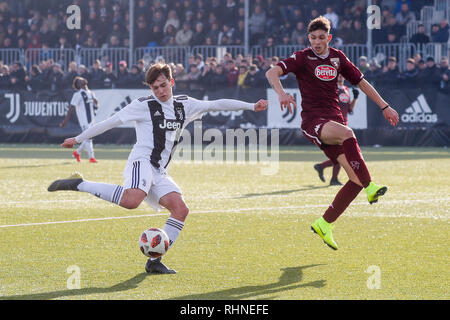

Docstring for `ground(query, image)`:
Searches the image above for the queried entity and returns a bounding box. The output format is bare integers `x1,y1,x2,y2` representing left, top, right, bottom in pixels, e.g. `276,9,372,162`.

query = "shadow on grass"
0,272,149,300
1,265,325,300
169,264,326,300
236,185,331,198
0,162,73,170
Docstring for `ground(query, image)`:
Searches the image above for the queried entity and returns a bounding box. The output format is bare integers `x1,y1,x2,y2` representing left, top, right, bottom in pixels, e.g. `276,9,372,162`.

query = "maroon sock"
320,159,334,169
323,180,363,223
342,137,371,187
332,164,341,179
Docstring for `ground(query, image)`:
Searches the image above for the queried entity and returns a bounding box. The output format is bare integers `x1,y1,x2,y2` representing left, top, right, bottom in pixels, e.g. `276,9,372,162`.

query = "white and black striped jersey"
115,94,255,171
70,88,97,127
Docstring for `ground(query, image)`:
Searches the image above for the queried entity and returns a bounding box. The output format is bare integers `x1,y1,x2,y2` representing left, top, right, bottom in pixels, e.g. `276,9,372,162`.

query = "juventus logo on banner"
5,93,20,123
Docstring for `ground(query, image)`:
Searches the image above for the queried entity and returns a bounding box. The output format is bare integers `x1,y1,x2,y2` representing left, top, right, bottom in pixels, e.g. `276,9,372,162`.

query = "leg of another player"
85,139,97,163
330,163,342,185
313,160,333,183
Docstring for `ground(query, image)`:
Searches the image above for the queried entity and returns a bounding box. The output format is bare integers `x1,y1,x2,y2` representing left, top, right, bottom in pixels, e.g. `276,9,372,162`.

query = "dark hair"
308,16,331,33
73,76,87,90
31,64,41,75
145,63,172,86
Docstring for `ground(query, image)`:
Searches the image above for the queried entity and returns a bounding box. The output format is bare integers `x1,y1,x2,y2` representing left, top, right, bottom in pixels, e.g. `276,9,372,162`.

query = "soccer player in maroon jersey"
266,16,399,250
314,74,359,186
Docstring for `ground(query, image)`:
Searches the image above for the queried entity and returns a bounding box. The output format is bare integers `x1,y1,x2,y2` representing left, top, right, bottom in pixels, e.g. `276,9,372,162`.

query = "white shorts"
123,158,182,211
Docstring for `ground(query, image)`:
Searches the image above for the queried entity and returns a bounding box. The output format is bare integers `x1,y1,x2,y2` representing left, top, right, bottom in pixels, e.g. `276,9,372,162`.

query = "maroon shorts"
301,117,345,165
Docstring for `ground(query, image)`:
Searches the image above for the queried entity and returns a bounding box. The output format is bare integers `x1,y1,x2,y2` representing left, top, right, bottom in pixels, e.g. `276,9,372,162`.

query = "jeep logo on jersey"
159,119,182,130
315,65,337,81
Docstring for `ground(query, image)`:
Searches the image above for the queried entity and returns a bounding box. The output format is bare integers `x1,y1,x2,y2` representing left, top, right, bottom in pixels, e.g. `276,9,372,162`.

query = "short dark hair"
145,63,172,86
73,76,87,90
308,16,331,33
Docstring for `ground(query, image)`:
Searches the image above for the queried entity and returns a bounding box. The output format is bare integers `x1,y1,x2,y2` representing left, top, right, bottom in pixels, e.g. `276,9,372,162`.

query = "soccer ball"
139,228,170,258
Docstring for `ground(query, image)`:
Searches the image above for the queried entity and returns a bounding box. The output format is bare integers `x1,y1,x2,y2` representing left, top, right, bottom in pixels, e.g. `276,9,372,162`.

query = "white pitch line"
0,198,449,228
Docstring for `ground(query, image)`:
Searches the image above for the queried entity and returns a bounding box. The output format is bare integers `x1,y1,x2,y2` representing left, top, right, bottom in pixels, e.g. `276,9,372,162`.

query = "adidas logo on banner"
401,94,437,123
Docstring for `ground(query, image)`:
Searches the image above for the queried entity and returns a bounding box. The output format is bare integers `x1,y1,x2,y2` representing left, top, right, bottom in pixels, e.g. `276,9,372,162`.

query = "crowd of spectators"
1,50,449,93
1,0,448,51
0,0,449,93
361,53,450,92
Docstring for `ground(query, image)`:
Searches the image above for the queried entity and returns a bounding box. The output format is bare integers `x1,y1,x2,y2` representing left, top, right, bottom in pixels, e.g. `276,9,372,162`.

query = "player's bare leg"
145,192,188,274
329,163,342,185
314,160,342,185
119,189,146,209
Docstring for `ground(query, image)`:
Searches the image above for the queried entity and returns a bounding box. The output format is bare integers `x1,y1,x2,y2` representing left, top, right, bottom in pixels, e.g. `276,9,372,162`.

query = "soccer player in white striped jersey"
60,76,99,163
48,63,268,274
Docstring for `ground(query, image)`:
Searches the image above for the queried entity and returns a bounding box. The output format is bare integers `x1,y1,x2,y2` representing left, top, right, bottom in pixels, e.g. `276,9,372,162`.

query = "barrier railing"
250,45,305,59
25,48,76,71
1,44,448,74
135,46,190,67
406,20,422,42
78,47,129,69
417,42,450,62
339,44,369,65
373,43,417,70
0,49,23,68
191,45,246,61
421,6,435,34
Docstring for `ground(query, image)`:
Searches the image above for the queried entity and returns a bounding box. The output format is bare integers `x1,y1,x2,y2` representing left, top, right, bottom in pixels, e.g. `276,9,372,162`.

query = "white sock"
77,139,94,158
163,217,185,249
77,181,124,205
86,139,95,159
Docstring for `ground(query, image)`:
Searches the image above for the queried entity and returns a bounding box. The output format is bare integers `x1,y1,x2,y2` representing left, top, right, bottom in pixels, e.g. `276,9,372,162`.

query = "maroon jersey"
277,47,363,123
338,85,351,123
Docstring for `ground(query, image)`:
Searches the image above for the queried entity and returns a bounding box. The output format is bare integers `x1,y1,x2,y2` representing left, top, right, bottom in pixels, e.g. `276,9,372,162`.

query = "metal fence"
191,45,247,62
416,42,450,62
0,43,448,73
338,44,369,66
0,49,23,68
24,48,76,72
78,47,130,69
250,45,305,60
373,43,417,70
135,46,190,67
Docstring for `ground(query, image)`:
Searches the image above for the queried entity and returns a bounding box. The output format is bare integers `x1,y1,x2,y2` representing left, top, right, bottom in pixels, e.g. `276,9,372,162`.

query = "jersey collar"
310,47,330,59
154,94,173,106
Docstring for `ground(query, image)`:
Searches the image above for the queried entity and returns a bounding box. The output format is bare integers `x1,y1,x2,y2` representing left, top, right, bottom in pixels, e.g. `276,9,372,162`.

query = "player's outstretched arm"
265,65,296,114
60,114,123,148
357,79,399,126
195,98,267,113
254,99,268,112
